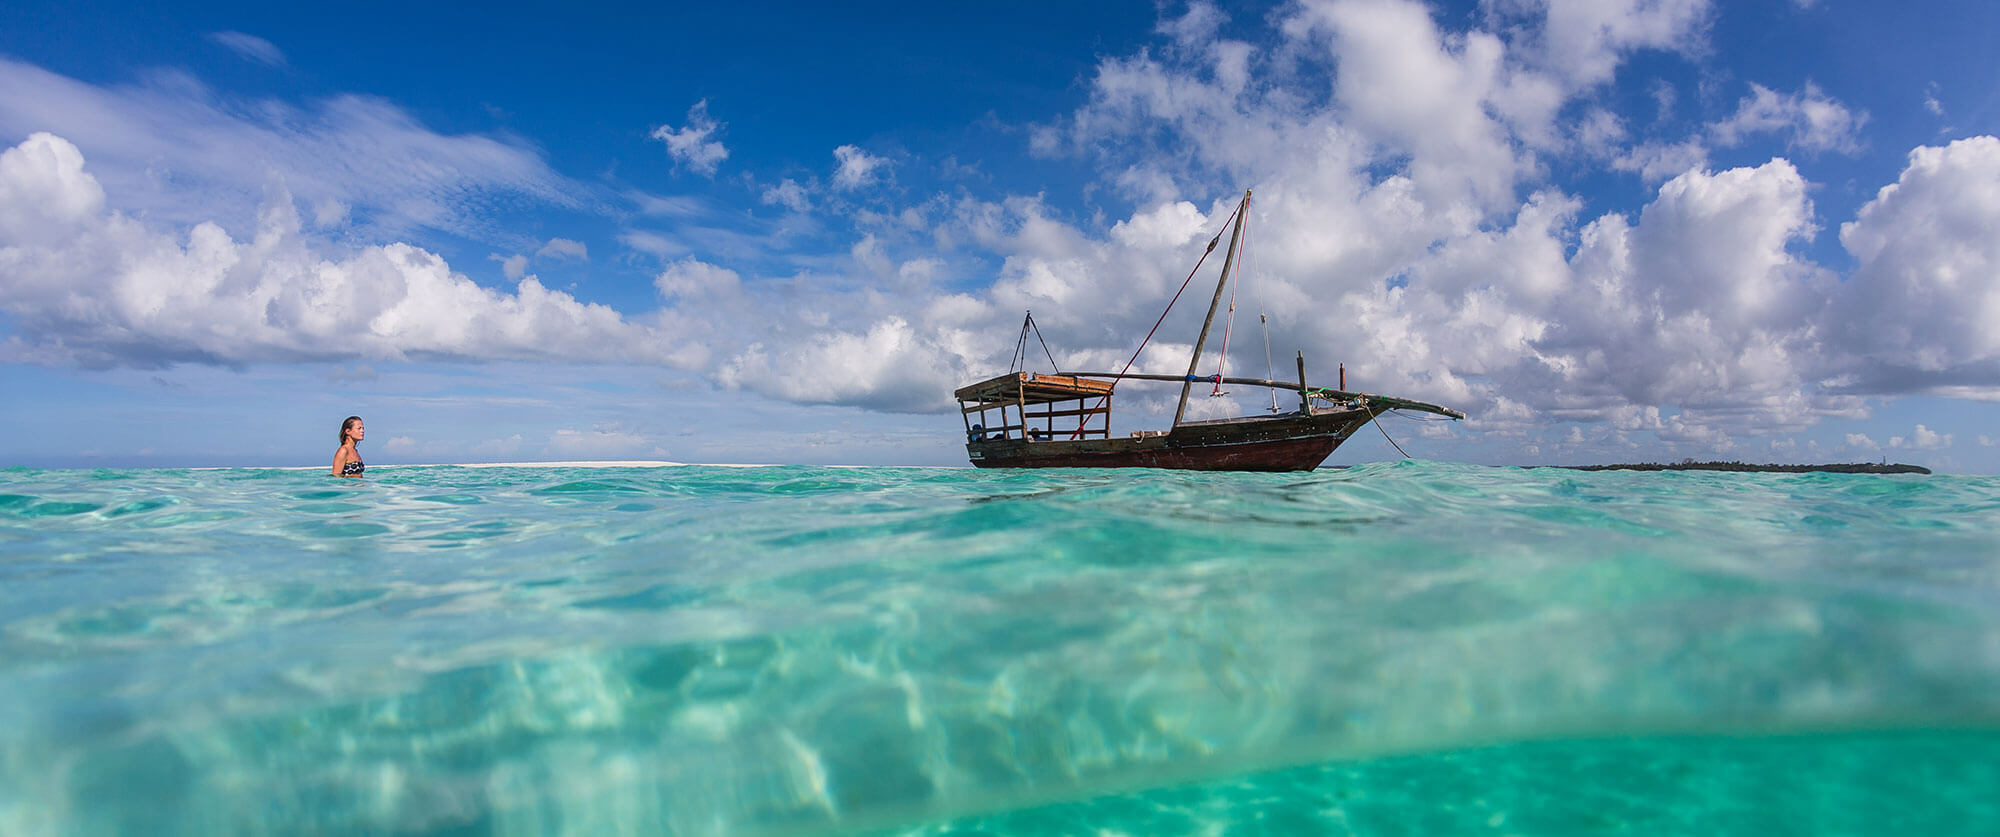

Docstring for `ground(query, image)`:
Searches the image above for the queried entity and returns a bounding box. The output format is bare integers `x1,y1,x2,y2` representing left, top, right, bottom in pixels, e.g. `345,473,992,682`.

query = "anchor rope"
1374,411,1413,459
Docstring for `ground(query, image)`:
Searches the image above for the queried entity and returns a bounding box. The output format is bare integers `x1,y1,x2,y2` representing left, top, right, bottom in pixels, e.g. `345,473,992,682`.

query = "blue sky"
2,0,1997,471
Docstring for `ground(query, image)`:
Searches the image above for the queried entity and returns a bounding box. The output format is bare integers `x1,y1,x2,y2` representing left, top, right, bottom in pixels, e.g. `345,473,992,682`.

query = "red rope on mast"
1067,199,1245,440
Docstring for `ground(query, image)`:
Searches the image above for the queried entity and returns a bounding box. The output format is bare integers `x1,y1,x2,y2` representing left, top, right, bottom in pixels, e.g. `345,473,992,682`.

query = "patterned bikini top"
341,457,364,476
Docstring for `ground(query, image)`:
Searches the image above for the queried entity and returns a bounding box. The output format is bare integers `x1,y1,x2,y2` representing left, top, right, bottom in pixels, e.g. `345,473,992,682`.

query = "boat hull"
966,407,1380,472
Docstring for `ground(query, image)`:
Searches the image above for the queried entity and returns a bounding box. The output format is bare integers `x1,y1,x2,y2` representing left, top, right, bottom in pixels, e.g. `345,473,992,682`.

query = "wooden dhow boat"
955,190,1464,471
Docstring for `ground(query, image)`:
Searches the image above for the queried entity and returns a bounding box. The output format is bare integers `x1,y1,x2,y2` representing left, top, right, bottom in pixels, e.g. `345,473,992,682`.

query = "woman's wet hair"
339,416,363,446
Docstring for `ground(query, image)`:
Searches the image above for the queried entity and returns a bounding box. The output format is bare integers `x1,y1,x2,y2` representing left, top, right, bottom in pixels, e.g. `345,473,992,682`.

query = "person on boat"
969,423,985,443
332,416,366,477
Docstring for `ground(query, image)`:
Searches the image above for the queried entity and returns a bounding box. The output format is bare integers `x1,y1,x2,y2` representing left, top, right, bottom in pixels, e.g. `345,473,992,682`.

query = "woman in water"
332,416,365,477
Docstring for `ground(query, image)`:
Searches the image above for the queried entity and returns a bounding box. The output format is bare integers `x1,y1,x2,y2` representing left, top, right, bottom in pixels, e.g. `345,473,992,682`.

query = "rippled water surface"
2,462,1997,835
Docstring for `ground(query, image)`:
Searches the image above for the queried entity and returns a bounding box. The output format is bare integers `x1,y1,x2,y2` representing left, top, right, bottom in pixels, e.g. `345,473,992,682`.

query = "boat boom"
1065,371,1466,420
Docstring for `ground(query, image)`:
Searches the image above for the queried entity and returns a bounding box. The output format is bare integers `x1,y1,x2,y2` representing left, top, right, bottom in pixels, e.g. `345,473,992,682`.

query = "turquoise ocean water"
2,462,1997,835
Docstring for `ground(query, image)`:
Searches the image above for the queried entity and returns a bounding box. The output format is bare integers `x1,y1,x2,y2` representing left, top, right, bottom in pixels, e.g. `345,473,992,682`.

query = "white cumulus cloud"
1889,424,1951,450
1613,139,1708,183
1711,82,1866,154
650,100,729,176
0,133,659,368
1485,0,1713,89
1832,136,2000,395
653,257,742,302
492,252,529,281
1289,0,1530,211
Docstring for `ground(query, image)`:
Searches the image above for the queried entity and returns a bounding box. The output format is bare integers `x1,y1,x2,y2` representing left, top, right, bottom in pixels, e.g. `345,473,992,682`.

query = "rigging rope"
1211,263,1239,395
1260,313,1278,412
1029,314,1061,374
1008,311,1031,373
1066,198,1244,440
1246,204,1279,412
1375,411,1413,459
1211,196,1249,396
1007,311,1063,375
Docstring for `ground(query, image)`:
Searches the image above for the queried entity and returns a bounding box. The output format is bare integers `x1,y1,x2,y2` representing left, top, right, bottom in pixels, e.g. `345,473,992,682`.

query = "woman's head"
339,416,365,446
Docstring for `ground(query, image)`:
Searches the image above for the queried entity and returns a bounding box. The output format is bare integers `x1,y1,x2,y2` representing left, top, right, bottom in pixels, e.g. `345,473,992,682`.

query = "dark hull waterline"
967,408,1380,472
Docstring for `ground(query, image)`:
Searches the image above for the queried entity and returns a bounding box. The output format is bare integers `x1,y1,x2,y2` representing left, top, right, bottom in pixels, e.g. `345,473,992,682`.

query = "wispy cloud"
207,31,287,68
536,237,588,260
0,58,587,245
762,178,810,212
832,145,888,190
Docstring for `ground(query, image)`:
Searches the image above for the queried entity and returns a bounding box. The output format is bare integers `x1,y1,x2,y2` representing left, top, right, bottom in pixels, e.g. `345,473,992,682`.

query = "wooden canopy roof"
954,372,1116,407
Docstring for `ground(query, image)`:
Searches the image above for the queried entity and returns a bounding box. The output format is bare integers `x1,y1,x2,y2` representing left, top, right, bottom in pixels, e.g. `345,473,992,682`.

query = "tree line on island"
1550,460,1931,475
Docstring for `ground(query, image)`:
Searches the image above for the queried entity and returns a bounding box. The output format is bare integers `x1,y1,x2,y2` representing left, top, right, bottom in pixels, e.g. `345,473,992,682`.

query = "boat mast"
1174,189,1251,427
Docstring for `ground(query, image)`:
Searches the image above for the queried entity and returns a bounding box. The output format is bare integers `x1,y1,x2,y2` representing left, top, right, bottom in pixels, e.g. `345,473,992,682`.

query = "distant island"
1552,461,1931,475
